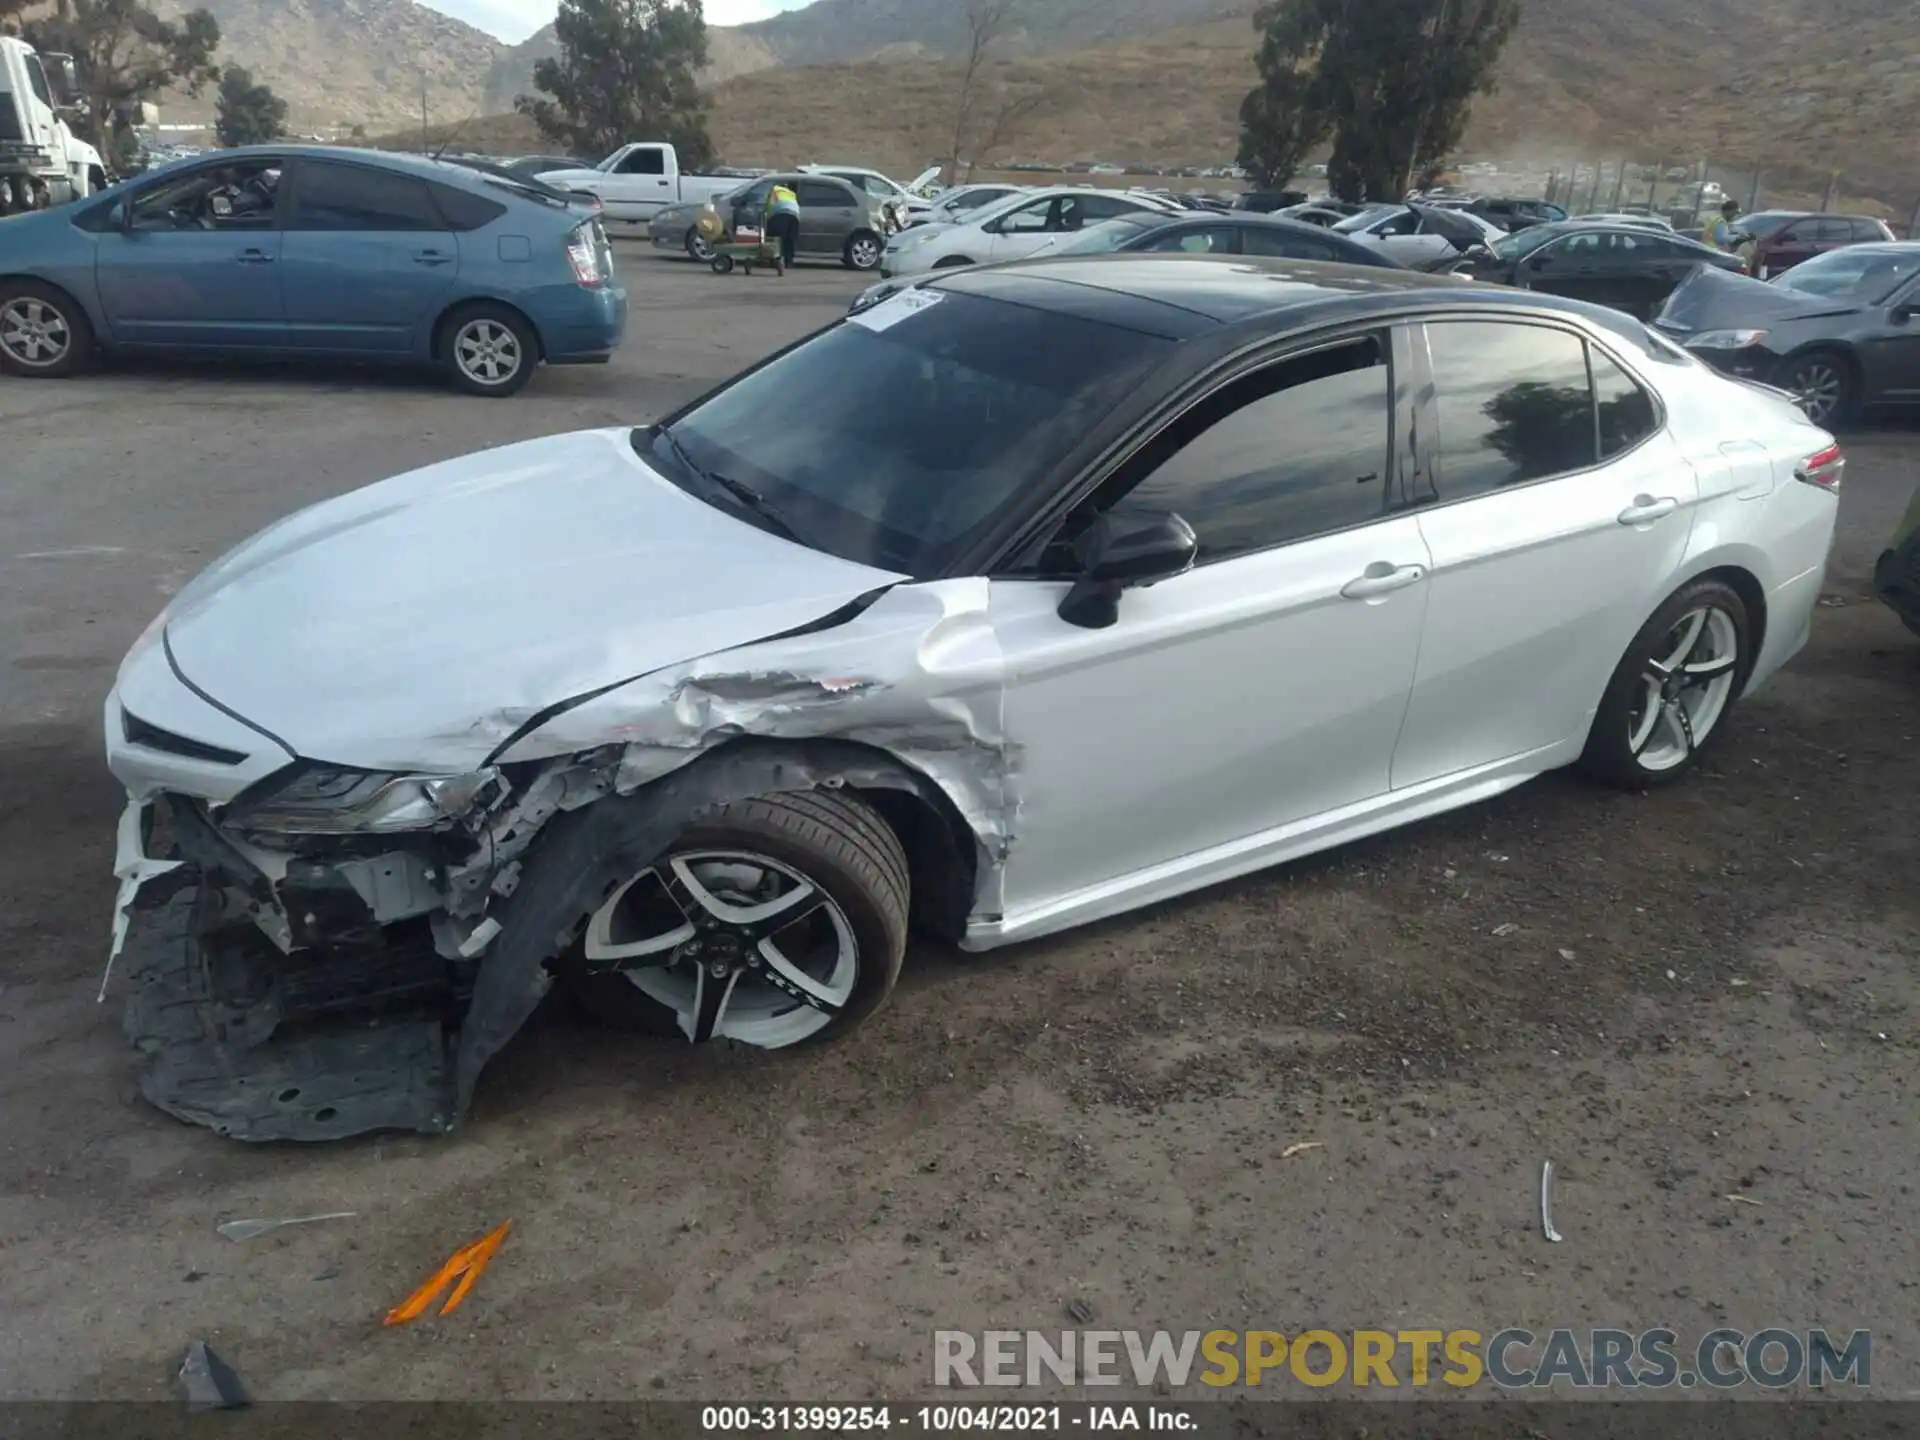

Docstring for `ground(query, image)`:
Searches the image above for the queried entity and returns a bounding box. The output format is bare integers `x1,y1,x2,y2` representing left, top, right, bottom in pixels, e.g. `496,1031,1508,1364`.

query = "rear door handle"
1341,563,1427,600
234,247,274,264
1618,496,1680,526
413,249,453,267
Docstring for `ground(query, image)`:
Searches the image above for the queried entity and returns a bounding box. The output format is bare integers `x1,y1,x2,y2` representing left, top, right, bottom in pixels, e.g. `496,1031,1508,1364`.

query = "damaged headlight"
225,765,506,836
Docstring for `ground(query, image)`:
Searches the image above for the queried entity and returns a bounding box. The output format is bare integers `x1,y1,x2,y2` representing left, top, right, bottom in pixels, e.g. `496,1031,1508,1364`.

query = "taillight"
566,223,603,287
1795,443,1845,493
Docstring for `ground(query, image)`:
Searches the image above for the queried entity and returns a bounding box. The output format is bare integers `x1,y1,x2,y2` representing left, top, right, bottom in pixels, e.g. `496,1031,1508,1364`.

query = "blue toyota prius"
0,146,627,396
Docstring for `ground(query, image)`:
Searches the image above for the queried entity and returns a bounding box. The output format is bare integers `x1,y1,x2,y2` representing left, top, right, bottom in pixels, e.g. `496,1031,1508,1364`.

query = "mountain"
481,24,781,117
155,0,503,134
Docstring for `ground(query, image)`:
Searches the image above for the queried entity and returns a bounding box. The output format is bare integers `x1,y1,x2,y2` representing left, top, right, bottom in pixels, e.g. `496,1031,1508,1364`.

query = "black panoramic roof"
929,253,1676,355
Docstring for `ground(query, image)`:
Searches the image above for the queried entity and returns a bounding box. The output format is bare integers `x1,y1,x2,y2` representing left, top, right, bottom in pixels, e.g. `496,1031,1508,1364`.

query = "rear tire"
439,302,538,397
556,789,909,1048
1578,578,1752,790
0,278,94,378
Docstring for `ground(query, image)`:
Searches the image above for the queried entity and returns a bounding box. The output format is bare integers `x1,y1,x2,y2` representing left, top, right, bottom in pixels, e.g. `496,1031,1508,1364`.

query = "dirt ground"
1,252,1916,1405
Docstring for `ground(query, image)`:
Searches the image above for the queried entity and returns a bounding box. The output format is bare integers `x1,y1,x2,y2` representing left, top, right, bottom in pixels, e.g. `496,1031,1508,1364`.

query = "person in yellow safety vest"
1705,199,1744,252
766,182,801,268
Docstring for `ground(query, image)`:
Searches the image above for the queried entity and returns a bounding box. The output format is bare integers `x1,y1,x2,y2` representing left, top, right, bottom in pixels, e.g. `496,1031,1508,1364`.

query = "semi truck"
0,37,109,217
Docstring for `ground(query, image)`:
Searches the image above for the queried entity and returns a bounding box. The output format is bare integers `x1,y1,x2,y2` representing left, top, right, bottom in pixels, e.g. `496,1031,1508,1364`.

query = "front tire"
843,230,884,271
557,790,909,1049
1579,578,1752,790
0,279,94,378
685,226,716,263
1777,348,1856,429
439,302,537,398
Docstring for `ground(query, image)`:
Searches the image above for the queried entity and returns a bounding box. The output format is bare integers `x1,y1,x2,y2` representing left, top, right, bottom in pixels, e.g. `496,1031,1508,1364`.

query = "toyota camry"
103,256,1841,1142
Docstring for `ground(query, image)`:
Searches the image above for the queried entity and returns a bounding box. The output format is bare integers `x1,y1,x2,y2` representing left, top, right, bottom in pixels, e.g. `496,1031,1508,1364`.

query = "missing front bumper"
120,877,460,1142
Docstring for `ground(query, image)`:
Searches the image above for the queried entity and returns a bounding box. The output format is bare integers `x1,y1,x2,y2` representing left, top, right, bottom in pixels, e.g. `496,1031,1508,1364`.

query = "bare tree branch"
944,0,1015,183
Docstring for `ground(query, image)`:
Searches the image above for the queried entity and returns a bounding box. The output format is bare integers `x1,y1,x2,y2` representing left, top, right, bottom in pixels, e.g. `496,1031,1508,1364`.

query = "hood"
534,166,602,186
1657,265,1861,332
161,429,904,772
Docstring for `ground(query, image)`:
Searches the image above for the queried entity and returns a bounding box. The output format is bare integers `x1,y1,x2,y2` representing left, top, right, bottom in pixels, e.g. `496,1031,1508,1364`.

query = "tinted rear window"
655,291,1169,577
431,183,509,231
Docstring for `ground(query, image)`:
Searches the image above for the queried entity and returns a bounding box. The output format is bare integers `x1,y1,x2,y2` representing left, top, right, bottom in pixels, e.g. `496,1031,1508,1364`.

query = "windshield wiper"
652,426,810,546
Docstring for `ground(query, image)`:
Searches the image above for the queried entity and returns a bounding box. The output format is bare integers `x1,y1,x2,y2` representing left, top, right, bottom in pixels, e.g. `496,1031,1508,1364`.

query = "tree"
1237,0,1519,202
938,0,1049,183
214,66,286,147
24,0,219,167
517,0,712,169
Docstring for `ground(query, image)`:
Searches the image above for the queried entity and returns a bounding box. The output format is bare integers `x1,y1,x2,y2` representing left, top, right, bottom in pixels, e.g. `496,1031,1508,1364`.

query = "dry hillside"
166,0,1911,214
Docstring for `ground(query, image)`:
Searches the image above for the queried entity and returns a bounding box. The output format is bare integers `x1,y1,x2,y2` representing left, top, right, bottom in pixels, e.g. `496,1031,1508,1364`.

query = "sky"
426,0,816,45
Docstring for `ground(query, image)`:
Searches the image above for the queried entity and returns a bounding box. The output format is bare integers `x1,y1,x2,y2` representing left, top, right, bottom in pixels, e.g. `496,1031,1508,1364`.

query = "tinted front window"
291,162,443,231
1427,322,1596,497
1122,337,1393,564
1240,228,1337,261
1056,216,1157,255
617,148,666,175
657,293,1168,577
1143,225,1235,254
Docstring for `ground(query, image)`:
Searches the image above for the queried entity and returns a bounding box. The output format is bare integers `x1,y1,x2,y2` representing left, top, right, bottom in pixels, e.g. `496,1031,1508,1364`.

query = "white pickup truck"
0,38,108,216
535,143,750,227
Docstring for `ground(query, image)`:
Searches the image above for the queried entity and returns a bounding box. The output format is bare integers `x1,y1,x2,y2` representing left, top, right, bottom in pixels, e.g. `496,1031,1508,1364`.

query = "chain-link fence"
1537,159,1920,240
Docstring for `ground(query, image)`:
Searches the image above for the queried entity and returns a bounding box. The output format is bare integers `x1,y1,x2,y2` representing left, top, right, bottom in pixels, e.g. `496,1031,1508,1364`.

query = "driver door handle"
1342,563,1427,600
412,249,453,267
234,247,275,265
1618,496,1680,526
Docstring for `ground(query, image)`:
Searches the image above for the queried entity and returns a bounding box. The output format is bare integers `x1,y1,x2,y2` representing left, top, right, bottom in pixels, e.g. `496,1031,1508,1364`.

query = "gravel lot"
2,249,1916,1405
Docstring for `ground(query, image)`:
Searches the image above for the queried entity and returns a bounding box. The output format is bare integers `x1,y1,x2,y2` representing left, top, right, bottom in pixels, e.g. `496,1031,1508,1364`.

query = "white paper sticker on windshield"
850,287,944,333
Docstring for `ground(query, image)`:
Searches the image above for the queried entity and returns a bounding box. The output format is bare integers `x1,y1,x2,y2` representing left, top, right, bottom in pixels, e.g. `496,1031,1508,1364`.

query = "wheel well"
1778,341,1860,385
933,255,974,269
652,734,984,943
1695,565,1769,688
432,297,545,363
0,273,91,324
860,785,978,942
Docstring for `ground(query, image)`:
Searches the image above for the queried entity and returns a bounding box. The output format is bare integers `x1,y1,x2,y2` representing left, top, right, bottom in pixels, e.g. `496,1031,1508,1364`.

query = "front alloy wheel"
558,790,909,1047
1780,352,1852,428
1581,578,1751,789
586,851,858,1045
686,226,716,263
0,295,71,370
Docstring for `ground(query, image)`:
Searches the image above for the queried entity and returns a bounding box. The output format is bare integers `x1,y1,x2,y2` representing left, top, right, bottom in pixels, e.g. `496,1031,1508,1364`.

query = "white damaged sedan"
105,256,1841,1141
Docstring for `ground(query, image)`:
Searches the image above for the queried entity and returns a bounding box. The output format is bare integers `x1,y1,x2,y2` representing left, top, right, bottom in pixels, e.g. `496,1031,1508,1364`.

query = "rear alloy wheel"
441,303,537,397
0,281,93,378
843,231,884,271
558,791,909,1048
1580,579,1751,789
1778,349,1855,428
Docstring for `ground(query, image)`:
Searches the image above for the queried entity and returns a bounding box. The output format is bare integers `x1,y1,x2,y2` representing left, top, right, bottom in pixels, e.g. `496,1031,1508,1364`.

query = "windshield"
1332,205,1400,235
1774,247,1920,304
1053,215,1162,256
646,291,1169,577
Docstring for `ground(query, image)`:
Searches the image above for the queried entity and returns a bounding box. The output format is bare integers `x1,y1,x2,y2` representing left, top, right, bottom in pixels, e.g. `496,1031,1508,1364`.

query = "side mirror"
1892,304,1916,325
1058,508,1198,630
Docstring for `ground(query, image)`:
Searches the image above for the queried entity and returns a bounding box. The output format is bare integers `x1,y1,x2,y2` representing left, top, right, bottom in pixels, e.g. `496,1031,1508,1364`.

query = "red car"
1742,211,1896,280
